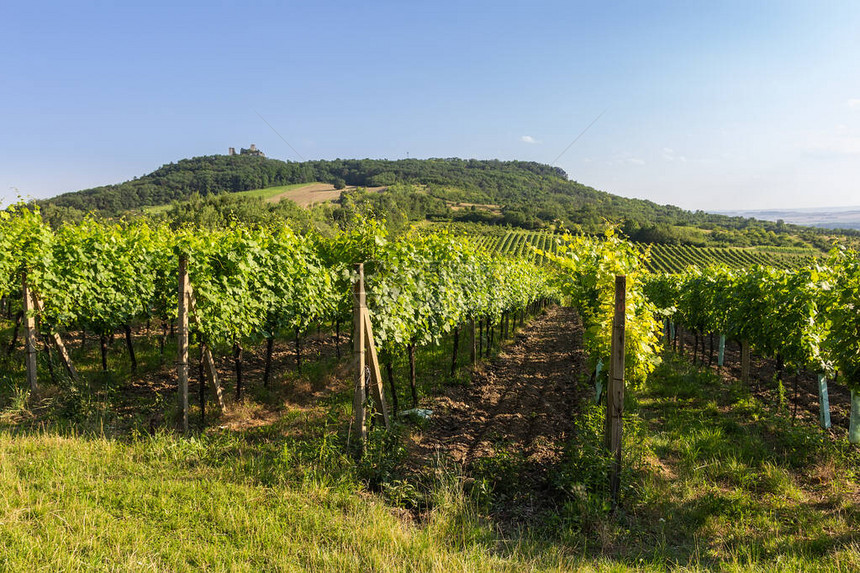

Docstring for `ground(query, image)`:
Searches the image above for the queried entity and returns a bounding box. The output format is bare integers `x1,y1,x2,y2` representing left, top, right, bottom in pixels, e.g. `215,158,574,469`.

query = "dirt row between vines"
409,306,590,514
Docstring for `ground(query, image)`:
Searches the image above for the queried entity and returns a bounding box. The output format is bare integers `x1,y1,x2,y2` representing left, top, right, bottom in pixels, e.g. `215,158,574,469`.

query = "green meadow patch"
0,318,858,571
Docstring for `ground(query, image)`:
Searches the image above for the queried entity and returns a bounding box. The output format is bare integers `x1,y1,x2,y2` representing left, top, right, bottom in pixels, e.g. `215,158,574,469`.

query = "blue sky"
2,1,860,211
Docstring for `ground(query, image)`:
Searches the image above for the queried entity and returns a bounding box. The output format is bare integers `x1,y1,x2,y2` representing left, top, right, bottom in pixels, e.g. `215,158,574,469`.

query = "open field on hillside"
235,182,321,201
255,183,387,207
445,201,504,214
140,183,388,215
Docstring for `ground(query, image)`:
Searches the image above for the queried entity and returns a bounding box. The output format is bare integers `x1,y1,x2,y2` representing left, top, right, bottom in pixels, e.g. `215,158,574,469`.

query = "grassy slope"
624,355,860,569
0,319,581,572
0,432,554,572
141,183,320,214
232,182,319,201
0,320,858,571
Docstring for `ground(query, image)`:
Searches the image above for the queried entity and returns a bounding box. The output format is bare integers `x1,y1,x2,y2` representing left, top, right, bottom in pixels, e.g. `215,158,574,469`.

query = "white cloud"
661,147,687,162
848,99,860,110
627,158,646,165
520,135,540,144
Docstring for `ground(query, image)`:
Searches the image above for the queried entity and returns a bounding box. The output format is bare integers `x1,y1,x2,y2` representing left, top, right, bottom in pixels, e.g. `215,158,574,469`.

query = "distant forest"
39,154,855,249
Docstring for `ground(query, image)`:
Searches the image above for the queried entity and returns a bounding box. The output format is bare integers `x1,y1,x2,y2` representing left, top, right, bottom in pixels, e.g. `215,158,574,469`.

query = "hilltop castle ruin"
228,144,265,157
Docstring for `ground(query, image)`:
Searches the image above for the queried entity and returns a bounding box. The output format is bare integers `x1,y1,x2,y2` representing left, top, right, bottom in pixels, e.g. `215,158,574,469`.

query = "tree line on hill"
36,155,856,250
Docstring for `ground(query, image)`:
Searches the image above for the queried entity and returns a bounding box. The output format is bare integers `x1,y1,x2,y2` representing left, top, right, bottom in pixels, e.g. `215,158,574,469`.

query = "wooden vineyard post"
352,263,389,448
22,272,38,392
353,264,367,446
178,255,190,434
604,275,626,510
740,340,750,384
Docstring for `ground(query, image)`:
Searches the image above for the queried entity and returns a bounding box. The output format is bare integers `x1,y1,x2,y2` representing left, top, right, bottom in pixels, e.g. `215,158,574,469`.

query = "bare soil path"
411,306,590,500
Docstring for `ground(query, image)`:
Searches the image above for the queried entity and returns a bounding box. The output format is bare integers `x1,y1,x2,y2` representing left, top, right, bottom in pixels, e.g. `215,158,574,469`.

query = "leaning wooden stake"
604,275,626,510
31,293,78,382
353,264,368,446
177,256,190,434
22,273,38,392
199,342,224,412
187,287,225,413
740,340,750,384
352,263,390,447
363,307,389,429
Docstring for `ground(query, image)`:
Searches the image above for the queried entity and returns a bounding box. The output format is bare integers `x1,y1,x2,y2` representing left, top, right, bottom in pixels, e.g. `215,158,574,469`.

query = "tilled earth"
410,306,590,511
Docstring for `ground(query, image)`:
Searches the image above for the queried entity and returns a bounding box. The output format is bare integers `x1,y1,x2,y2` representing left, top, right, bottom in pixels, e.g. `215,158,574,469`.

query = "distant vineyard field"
450,227,816,272
468,229,560,265
640,243,815,273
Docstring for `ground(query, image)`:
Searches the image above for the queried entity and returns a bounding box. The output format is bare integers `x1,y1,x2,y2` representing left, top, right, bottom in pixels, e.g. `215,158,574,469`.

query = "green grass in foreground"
0,326,858,570
0,316,586,572
606,354,860,570
0,430,544,572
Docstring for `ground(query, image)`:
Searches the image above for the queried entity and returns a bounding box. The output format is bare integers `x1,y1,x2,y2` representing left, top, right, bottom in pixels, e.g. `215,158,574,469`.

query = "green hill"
39,155,853,250
44,154,315,214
